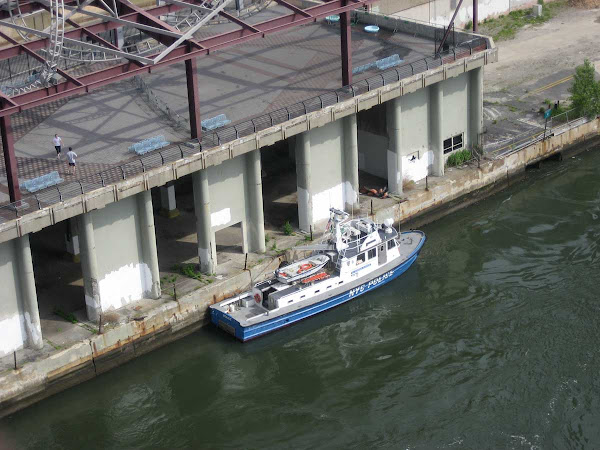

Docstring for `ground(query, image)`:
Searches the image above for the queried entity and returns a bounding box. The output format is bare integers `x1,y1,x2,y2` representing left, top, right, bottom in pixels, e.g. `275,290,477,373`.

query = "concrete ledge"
357,93,379,112
424,70,444,86
231,137,258,157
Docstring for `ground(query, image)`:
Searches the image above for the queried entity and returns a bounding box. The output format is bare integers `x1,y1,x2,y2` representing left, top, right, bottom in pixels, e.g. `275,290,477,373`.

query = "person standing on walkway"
66,147,77,175
53,134,62,159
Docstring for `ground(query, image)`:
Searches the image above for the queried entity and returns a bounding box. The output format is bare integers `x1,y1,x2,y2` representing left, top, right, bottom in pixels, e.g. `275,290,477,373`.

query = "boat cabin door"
378,243,387,265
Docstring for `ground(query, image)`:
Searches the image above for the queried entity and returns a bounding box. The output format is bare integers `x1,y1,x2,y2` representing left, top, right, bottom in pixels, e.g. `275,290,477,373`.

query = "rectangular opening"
444,133,464,154
357,253,366,265
368,248,377,260
387,239,395,249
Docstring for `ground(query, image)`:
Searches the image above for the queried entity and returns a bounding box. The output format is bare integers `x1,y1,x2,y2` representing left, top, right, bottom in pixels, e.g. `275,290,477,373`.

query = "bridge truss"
0,0,375,202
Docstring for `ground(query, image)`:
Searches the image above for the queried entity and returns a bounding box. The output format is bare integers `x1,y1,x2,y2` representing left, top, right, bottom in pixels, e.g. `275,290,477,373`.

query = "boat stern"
209,305,244,341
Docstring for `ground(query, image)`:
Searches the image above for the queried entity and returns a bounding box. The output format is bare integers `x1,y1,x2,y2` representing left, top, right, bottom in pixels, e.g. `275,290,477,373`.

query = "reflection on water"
3,148,600,449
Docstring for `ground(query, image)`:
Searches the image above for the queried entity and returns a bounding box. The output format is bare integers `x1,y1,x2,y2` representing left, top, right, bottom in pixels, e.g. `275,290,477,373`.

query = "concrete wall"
83,194,157,314
359,72,471,186
0,236,42,357
374,0,544,27
298,120,346,226
0,240,28,357
207,156,248,232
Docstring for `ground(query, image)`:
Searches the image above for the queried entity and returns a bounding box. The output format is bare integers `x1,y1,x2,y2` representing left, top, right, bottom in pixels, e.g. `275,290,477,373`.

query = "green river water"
2,146,600,449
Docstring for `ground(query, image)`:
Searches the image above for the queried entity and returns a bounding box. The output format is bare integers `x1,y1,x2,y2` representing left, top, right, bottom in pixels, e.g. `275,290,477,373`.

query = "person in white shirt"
53,134,62,159
66,147,77,175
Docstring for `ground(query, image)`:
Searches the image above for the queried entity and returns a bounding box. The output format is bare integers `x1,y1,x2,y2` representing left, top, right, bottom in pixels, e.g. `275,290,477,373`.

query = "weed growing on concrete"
283,221,294,236
304,234,312,241
271,241,277,251
53,307,77,324
265,234,271,244
464,19,473,30
446,149,472,167
508,105,518,112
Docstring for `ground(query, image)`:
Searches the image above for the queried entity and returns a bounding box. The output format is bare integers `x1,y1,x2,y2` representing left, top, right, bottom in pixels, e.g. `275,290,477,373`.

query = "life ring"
254,293,261,303
297,263,313,274
252,288,263,304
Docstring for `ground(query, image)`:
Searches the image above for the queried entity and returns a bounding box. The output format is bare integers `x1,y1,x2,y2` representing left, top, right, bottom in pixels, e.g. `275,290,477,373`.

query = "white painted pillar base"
159,183,179,218
343,114,360,210
64,218,80,263
386,97,403,194
245,149,266,253
16,235,43,350
192,170,216,274
78,213,101,322
296,131,312,232
430,82,444,177
138,190,161,299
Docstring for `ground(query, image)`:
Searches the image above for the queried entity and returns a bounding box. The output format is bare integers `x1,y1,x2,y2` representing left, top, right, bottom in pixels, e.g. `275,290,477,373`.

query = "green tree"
569,59,600,119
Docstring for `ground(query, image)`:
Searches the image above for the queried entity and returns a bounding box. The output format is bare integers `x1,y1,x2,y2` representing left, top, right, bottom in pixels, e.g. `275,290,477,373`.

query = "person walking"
53,134,62,159
66,147,77,175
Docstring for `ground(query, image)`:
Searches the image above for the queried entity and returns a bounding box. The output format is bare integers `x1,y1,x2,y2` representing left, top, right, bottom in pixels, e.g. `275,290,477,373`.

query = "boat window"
300,295,305,299
387,239,395,250
288,300,294,304
368,248,377,259
315,290,320,294
327,285,332,289
357,253,366,265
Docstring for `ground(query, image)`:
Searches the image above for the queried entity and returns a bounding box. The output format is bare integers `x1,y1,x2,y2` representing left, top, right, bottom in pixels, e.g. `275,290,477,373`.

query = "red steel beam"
271,0,312,17
0,0,381,117
0,114,20,202
218,11,262,34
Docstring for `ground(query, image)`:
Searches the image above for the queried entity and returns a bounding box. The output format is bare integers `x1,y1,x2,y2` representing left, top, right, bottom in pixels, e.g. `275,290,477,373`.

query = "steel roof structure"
0,0,373,202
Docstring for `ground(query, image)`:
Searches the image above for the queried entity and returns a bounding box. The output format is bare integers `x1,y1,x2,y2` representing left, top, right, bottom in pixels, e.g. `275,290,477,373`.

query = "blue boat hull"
211,232,425,341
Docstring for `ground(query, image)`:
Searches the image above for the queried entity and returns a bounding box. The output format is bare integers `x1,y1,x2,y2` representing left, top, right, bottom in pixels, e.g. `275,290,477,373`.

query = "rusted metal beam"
0,114,20,202
185,55,201,140
340,3,352,86
436,0,464,55
473,0,478,32
271,0,312,17
219,11,262,34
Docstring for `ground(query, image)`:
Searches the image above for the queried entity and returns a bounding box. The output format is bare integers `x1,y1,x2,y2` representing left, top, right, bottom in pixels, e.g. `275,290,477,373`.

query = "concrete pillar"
15,235,43,350
386,98,403,194
288,136,296,163
245,149,266,253
343,114,360,210
65,218,80,263
469,67,483,150
295,131,312,232
430,82,444,177
78,213,101,321
192,170,216,274
159,183,179,218
138,190,161,299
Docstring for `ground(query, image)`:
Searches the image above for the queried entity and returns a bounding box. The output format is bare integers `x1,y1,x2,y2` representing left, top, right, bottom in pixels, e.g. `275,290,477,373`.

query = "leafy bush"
569,59,600,118
446,149,472,167
283,221,294,236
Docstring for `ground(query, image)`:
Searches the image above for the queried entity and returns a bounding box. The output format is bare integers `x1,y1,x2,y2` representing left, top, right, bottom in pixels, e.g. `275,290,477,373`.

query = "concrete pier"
78,193,162,321
159,184,179,218
296,131,312,232
386,98,403,194
430,82,444,177
193,169,216,274
16,235,43,351
470,67,484,149
78,212,101,321
245,149,266,253
343,114,360,211
138,190,161,299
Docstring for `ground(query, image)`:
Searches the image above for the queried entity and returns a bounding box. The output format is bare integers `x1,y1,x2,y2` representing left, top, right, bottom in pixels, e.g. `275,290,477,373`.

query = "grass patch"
446,149,472,167
480,0,567,41
173,263,212,284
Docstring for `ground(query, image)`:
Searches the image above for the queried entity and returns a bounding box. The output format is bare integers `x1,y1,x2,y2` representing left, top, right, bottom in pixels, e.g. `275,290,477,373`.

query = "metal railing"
486,109,589,159
0,37,488,225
